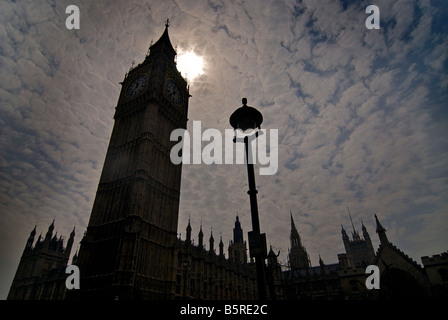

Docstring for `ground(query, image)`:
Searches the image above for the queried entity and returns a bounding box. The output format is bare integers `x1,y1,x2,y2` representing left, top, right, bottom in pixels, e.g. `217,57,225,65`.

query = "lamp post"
230,98,267,300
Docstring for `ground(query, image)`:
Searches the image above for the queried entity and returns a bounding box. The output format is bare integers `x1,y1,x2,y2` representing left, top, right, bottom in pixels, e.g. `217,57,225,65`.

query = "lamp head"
229,98,263,132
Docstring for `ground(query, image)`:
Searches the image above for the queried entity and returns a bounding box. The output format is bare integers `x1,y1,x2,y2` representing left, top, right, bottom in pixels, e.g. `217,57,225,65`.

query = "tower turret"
342,213,376,267
186,218,192,245
44,220,55,242
198,224,204,249
66,227,75,257
219,236,224,257
267,246,279,267
228,216,248,265
362,221,375,254
209,229,215,253
319,254,326,276
233,215,243,243
26,225,37,250
375,214,389,245
288,212,310,270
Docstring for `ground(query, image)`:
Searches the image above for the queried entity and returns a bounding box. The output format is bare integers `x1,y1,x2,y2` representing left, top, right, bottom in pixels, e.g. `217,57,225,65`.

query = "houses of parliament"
7,24,448,300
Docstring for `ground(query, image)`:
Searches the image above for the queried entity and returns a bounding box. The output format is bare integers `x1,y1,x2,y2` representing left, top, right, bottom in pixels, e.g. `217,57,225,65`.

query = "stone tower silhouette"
8,221,75,300
288,212,311,270
74,23,189,300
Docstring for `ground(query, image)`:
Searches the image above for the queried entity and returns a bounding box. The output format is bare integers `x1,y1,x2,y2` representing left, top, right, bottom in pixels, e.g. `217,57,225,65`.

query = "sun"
177,51,204,82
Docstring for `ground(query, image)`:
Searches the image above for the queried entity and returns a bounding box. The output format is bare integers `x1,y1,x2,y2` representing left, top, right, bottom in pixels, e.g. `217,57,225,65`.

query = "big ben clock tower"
75,22,189,300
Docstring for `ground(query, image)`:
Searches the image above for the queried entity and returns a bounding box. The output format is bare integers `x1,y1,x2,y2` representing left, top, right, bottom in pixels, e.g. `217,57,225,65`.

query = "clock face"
165,79,183,106
126,74,148,97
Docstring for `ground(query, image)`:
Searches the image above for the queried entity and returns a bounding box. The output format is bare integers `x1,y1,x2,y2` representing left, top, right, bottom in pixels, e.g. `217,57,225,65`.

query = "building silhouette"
72,22,189,300
8,215,448,300
7,24,448,300
341,207,375,268
288,212,311,270
282,214,448,300
175,217,257,299
228,216,248,266
7,221,75,300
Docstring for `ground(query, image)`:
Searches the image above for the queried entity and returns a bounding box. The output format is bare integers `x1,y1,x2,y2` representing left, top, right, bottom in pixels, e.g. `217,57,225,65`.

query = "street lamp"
229,98,267,300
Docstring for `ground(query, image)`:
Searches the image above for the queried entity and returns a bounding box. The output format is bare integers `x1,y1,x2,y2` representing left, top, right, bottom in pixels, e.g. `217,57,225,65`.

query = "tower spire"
219,234,224,257
209,228,215,253
347,206,360,240
288,211,310,269
375,214,389,244
26,225,37,249
290,211,301,246
347,206,355,233
290,210,295,229
198,222,204,249
147,21,176,61
66,226,75,257
44,219,55,241
186,217,192,244
233,215,243,243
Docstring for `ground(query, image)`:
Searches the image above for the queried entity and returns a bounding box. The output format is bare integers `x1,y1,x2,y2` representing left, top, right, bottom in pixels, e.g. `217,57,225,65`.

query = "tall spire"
267,245,279,267
198,222,204,249
147,20,176,61
290,211,301,247
72,249,79,265
66,226,75,257
288,211,310,269
290,210,295,229
375,214,389,244
186,217,192,244
233,215,243,243
44,219,55,241
209,228,215,253
361,221,371,241
26,225,37,249
70,226,76,238
347,206,360,240
30,224,37,237
361,220,375,260
219,235,224,257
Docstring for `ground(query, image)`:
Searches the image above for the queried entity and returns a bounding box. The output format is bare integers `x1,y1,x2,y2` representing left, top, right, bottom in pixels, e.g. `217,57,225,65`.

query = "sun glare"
177,51,204,82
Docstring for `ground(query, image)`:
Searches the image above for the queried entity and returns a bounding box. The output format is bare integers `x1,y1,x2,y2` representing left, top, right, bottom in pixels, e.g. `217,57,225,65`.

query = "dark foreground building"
9,214,448,300
7,221,75,300
8,24,448,300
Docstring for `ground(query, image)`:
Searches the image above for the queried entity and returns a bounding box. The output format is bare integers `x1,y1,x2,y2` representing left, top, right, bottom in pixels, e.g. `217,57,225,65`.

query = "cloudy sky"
1,0,447,299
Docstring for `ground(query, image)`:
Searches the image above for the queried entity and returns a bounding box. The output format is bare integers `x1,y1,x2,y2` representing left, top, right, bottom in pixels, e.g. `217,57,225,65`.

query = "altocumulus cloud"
0,0,447,299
